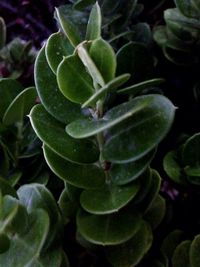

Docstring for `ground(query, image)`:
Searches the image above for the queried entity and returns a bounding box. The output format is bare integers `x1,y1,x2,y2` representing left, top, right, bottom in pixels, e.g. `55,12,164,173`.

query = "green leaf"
0,17,6,49
0,177,17,197
30,104,99,164
153,26,168,47
175,0,200,18
86,2,102,40
144,194,166,229
80,182,140,214
102,95,175,163
43,144,105,189
77,208,142,245
17,183,62,249
190,234,200,267
117,78,165,95
110,149,155,185
3,87,37,126
182,133,200,174
74,0,96,10
191,0,200,11
45,31,74,73
161,230,185,261
89,38,116,83
35,46,84,124
0,78,23,119
106,221,153,267
172,240,191,267
66,94,150,139
116,42,154,84
57,53,94,104
163,150,186,185
55,5,82,47
0,233,10,254
82,73,130,108
0,209,50,267
77,42,105,87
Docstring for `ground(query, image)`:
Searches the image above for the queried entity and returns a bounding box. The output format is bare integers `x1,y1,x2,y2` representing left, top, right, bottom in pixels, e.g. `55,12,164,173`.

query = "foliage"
29,2,175,266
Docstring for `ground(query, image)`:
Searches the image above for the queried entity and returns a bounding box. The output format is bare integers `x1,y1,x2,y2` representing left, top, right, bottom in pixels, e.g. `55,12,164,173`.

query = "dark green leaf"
0,17,6,49
106,221,153,267
45,31,74,73
30,104,99,164
172,240,191,267
175,0,200,18
73,0,96,10
0,177,17,197
190,234,200,267
57,53,94,104
77,208,142,245
35,46,84,124
86,2,102,40
43,144,105,189
80,182,140,214
3,87,37,126
0,233,10,254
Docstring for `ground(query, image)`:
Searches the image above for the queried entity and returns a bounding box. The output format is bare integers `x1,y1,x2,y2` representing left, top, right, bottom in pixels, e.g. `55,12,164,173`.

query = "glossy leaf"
0,17,6,49
116,42,154,84
102,95,175,163
190,234,200,267
0,78,23,119
80,182,140,214
175,0,200,18
17,183,62,249
77,208,142,245
35,46,84,124
89,38,116,83
86,2,101,40
144,194,166,229
0,210,50,267
82,73,130,108
30,104,99,164
172,240,191,267
117,78,165,95
163,150,186,185
106,221,153,267
110,149,155,185
66,94,151,139
3,87,37,126
57,54,94,104
55,6,82,47
45,31,74,73
43,144,105,189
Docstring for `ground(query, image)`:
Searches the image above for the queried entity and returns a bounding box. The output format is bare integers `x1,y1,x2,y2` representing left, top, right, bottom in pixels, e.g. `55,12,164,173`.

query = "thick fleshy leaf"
144,194,166,229
86,2,101,40
190,234,200,267
0,78,23,119
55,5,82,47
45,31,74,73
57,54,94,104
17,183,62,250
102,95,175,163
106,221,153,267
74,0,96,10
116,42,154,84
117,78,165,95
0,210,50,267
30,104,99,164
66,94,154,139
0,17,6,49
77,208,142,245
161,230,185,260
43,144,105,189
80,182,140,214
172,240,191,267
89,38,116,83
3,87,37,126
175,0,200,18
82,74,130,108
0,177,17,197
153,25,168,47
34,46,83,124
182,133,200,173
163,150,186,185
110,149,155,185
